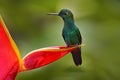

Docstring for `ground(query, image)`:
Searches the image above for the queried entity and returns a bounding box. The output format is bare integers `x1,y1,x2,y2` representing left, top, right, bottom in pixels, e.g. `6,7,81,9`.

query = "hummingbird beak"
48,13,59,16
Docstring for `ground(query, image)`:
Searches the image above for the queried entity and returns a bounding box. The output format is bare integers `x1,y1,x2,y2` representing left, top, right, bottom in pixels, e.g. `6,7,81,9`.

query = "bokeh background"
0,0,120,80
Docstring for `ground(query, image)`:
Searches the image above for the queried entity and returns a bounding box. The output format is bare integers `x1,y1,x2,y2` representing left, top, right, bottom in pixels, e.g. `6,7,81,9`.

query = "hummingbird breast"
62,27,80,45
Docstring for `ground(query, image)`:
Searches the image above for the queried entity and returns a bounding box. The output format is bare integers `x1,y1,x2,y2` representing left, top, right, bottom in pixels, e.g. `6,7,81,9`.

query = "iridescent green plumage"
48,9,82,66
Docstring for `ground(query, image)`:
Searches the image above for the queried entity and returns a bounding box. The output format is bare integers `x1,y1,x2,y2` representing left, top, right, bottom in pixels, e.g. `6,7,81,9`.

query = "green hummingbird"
48,9,82,66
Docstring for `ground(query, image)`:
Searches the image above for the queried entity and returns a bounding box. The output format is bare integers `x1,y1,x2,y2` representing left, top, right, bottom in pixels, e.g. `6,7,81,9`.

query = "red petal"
0,16,21,80
22,46,78,71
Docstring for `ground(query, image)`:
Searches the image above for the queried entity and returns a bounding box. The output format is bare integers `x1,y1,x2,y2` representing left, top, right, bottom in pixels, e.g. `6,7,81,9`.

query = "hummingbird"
48,9,82,66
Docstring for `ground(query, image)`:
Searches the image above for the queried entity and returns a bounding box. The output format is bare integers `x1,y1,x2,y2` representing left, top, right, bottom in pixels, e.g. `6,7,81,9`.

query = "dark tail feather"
71,47,82,66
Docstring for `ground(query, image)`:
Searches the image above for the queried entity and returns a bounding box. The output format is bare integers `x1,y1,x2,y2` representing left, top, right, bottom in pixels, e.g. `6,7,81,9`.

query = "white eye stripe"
66,12,68,15
63,12,68,15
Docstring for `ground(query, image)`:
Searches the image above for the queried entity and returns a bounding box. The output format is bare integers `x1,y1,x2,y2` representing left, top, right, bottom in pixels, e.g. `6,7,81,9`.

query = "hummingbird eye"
63,12,68,15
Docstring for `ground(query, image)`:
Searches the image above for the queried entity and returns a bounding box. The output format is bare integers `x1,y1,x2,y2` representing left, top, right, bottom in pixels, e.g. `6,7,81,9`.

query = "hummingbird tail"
71,47,82,66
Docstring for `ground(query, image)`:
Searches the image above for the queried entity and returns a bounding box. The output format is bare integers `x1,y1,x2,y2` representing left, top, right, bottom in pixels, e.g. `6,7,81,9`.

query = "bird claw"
66,44,79,47
66,44,84,48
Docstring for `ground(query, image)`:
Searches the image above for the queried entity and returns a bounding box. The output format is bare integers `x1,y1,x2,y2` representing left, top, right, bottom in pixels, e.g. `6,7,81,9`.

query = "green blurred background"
0,0,120,80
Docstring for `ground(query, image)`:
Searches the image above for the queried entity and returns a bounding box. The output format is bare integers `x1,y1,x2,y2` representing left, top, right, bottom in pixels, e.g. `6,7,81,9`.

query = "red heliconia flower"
0,15,81,80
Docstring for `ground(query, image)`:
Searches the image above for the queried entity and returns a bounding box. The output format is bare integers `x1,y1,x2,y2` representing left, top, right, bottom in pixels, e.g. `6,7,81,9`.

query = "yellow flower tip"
80,44,85,47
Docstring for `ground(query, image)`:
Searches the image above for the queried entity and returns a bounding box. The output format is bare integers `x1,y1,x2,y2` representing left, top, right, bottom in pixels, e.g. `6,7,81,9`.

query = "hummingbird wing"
70,26,82,66
75,26,82,44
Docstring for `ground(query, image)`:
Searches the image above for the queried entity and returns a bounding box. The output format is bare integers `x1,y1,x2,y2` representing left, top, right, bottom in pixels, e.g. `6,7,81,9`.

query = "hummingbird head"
48,9,74,21
58,9,74,20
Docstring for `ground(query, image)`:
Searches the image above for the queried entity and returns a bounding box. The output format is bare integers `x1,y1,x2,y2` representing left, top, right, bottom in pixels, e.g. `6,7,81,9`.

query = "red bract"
0,16,21,80
22,46,77,71
0,16,81,80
